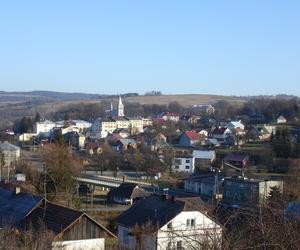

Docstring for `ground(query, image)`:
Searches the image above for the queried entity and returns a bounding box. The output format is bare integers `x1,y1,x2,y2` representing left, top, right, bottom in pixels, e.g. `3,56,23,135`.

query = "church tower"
118,95,124,117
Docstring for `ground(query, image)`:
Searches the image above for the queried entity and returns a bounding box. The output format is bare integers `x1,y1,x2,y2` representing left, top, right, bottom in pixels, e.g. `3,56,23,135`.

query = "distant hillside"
0,91,102,103
124,94,246,107
1,91,296,130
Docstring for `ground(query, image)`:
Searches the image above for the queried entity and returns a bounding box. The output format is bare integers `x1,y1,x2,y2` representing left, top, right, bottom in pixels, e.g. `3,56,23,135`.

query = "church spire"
118,95,124,117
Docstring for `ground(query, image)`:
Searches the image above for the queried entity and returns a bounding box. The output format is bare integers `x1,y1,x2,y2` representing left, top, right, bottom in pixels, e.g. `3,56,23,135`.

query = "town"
0,94,299,249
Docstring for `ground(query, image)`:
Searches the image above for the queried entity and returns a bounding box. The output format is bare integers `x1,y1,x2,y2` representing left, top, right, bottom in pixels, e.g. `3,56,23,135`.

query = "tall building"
118,96,124,117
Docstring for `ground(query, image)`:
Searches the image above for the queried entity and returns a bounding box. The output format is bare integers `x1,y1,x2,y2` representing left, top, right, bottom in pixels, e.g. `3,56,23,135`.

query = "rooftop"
116,195,204,229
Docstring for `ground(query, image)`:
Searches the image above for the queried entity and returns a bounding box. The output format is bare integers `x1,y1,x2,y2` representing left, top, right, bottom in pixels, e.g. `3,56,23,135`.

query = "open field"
125,94,246,106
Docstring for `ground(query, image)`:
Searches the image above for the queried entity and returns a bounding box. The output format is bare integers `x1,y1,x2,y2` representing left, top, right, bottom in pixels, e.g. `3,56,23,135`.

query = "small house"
117,195,222,250
107,182,149,205
179,131,206,147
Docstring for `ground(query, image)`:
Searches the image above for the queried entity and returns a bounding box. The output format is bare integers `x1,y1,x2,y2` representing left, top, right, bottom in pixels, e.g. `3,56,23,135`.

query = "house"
180,114,201,124
227,120,245,131
17,200,115,250
71,120,92,132
0,187,115,249
223,176,283,206
198,129,209,137
64,131,86,148
277,115,287,124
33,120,56,135
247,126,271,141
184,171,224,199
224,153,250,169
206,138,220,148
210,127,231,141
0,141,20,180
193,150,216,169
141,118,153,127
114,138,137,151
233,127,246,137
107,182,150,205
192,104,215,114
160,112,180,122
179,131,206,147
117,195,222,250
172,151,195,173
17,133,37,142
147,133,167,150
113,128,130,138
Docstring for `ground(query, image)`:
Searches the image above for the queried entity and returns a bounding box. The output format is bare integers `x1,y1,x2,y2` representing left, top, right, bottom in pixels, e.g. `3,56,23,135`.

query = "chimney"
15,187,21,195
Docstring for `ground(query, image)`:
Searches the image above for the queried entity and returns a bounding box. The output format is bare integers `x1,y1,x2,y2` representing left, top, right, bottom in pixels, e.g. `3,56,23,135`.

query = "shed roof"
0,187,42,228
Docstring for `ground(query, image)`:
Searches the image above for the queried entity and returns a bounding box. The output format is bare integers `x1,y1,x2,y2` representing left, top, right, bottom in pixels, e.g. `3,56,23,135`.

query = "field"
125,94,245,107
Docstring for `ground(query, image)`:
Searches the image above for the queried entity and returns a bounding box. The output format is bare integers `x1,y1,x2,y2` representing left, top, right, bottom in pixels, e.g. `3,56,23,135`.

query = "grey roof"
108,183,149,200
17,200,116,238
0,187,42,228
116,195,203,229
119,138,136,145
193,150,215,160
0,141,20,151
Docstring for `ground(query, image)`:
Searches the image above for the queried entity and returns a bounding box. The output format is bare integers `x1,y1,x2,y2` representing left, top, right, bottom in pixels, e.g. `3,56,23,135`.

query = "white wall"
172,157,195,173
52,238,105,250
157,211,222,250
34,121,56,134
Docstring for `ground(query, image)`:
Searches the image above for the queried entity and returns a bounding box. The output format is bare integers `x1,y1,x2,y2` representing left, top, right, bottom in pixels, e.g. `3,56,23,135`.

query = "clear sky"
0,1,299,96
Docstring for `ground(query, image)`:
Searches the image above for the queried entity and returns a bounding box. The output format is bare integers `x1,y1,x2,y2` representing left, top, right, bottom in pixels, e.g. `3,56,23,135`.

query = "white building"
117,195,222,250
161,112,180,122
172,152,195,174
72,120,92,132
227,120,245,131
33,120,56,135
0,141,20,167
90,97,146,138
0,141,20,180
17,133,37,142
277,115,287,124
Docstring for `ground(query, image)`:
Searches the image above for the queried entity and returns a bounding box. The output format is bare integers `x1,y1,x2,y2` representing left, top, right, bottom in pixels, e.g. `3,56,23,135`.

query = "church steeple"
118,95,124,117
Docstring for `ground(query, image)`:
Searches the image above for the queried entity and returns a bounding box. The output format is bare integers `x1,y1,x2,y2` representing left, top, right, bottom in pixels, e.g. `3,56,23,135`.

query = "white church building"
89,96,145,138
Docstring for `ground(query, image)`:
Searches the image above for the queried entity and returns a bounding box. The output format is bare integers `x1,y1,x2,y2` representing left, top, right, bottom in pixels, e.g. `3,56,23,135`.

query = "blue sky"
0,1,299,96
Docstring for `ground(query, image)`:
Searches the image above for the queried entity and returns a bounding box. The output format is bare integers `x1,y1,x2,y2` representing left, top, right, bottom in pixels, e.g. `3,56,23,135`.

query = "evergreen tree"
268,185,283,208
19,116,33,133
35,112,41,122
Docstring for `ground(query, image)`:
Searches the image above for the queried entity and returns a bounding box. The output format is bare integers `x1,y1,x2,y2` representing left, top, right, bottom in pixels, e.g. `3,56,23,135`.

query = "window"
187,219,196,227
185,165,190,169
167,222,173,229
175,166,179,169
186,219,190,226
191,219,195,227
175,159,181,164
177,241,183,250
185,159,190,163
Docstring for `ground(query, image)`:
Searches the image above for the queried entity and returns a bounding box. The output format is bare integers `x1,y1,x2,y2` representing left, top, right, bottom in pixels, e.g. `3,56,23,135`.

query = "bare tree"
41,143,82,204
